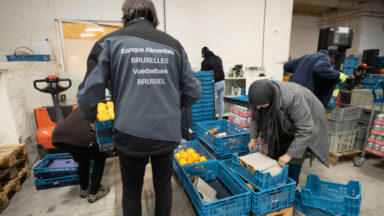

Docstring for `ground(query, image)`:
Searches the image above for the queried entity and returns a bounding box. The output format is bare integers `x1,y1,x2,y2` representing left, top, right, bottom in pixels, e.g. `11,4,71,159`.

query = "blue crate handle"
372,79,384,103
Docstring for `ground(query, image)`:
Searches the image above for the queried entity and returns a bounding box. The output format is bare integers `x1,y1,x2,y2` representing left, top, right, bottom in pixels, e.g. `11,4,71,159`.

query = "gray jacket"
77,18,201,143
250,81,329,167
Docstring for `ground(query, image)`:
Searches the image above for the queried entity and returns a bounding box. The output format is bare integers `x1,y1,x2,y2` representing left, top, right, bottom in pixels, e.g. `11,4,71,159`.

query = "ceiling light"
80,33,95,37
85,28,104,32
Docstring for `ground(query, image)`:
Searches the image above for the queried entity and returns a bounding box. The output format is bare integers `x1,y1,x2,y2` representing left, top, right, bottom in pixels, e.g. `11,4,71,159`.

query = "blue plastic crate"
197,120,250,158
195,71,214,78
173,140,216,178
35,175,79,190
231,153,288,190
192,102,215,109
191,110,215,118
195,97,215,105
192,115,215,122
295,190,342,216
198,76,214,81
202,88,214,95
6,54,50,62
33,153,78,178
95,120,114,152
221,159,295,215
343,67,355,76
359,84,382,90
192,106,215,113
177,160,251,216
363,75,384,85
202,85,214,91
344,57,359,67
301,174,361,216
200,93,215,99
200,80,214,86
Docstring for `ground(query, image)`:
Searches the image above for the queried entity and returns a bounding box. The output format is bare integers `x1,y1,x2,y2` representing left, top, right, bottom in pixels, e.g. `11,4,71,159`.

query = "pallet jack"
33,75,76,158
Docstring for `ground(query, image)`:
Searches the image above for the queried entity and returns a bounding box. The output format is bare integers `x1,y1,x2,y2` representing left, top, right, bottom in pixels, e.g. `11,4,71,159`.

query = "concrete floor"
2,155,384,216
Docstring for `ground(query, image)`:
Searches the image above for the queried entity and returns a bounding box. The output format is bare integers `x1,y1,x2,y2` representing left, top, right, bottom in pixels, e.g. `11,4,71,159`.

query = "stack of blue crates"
33,153,79,190
343,57,359,76
181,71,215,140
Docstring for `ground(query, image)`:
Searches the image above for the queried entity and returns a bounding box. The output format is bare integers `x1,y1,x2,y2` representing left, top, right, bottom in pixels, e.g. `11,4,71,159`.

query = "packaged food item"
239,152,280,175
209,127,218,134
215,132,228,138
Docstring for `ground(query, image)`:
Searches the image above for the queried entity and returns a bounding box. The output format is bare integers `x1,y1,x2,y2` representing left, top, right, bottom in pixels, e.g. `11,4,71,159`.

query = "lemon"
106,101,114,109
109,113,115,120
175,153,181,160
186,148,196,154
97,103,107,111
192,154,200,162
199,156,207,162
179,158,187,166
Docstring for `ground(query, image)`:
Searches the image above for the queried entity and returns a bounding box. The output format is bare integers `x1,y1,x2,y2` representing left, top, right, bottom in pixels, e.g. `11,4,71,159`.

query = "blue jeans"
215,80,225,120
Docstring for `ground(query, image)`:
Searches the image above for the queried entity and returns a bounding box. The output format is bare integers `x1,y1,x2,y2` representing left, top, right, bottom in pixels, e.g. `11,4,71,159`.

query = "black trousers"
54,143,107,194
118,150,174,216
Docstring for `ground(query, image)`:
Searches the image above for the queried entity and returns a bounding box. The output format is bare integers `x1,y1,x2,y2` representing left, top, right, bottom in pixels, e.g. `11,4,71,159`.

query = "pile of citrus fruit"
174,148,208,166
97,101,115,121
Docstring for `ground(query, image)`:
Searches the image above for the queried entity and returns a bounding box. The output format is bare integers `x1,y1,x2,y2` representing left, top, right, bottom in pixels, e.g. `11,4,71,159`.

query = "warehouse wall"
289,15,320,58
0,0,293,159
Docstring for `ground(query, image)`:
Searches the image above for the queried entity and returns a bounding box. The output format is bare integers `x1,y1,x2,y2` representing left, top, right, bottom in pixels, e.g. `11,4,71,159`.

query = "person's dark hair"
202,47,210,56
328,50,340,62
122,0,159,27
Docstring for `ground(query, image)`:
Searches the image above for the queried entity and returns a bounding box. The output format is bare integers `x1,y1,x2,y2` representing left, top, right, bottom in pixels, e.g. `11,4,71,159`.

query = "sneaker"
79,189,88,198
87,185,110,203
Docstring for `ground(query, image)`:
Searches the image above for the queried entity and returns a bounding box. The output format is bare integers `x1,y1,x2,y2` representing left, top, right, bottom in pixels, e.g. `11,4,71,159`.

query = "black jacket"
201,51,225,82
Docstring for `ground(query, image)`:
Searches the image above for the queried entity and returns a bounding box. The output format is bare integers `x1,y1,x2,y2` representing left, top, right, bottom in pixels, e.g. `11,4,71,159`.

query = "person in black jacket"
77,0,201,215
201,47,225,119
52,109,108,203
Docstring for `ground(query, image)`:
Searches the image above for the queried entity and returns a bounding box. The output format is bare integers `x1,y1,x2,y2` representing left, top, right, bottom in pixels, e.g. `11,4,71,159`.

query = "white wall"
0,1,293,157
289,15,320,58
165,0,265,71
359,16,384,56
263,0,293,79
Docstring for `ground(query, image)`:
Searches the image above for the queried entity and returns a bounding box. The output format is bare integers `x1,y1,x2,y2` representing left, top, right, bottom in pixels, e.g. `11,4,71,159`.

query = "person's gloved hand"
339,72,346,84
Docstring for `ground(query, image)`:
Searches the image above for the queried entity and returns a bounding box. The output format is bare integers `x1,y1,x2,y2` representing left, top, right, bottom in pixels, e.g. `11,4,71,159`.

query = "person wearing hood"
284,50,346,107
247,79,329,184
201,47,225,119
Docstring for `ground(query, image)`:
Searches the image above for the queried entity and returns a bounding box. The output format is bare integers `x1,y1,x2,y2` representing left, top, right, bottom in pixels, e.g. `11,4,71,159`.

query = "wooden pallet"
0,152,17,169
263,206,293,216
0,178,21,209
0,144,27,156
0,144,28,169
329,149,362,165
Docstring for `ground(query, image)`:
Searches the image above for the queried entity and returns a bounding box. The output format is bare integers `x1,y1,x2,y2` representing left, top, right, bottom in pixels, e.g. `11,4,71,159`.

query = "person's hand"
248,138,264,151
248,139,257,151
278,154,292,167
339,72,346,84
89,123,96,131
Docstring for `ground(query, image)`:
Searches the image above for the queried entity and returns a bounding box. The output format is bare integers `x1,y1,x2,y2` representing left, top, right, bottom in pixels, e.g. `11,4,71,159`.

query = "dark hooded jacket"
201,51,225,82
284,50,339,107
